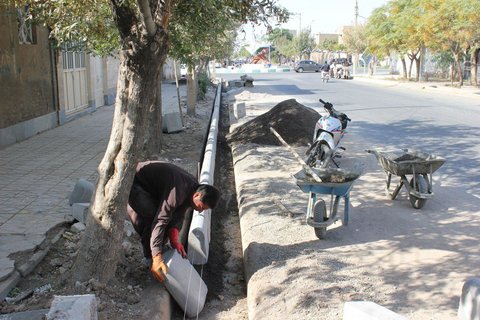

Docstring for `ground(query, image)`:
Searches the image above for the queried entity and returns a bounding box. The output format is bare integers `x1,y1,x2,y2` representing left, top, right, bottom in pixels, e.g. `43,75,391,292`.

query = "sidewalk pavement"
0,81,186,301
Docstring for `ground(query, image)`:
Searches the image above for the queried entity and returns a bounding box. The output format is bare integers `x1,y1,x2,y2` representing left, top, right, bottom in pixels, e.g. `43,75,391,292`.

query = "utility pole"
354,0,359,27
353,0,359,76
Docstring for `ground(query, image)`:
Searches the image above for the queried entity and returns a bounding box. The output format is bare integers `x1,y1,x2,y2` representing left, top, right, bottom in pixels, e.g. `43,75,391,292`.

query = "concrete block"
0,309,49,320
163,112,184,134
234,102,246,120
69,179,94,206
458,278,480,320
0,271,21,301
46,294,98,320
162,249,207,318
71,222,86,233
71,203,90,223
343,301,407,320
17,249,48,277
0,257,15,281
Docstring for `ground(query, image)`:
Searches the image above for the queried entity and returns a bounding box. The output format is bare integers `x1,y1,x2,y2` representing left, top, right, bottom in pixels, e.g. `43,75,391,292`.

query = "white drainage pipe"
187,83,222,265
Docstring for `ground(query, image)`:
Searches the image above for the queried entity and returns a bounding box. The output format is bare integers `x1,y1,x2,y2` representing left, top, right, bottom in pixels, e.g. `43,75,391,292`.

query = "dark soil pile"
226,99,320,147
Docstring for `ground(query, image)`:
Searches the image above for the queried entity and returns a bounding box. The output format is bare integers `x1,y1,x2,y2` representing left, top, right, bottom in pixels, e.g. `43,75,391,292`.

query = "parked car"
294,60,322,73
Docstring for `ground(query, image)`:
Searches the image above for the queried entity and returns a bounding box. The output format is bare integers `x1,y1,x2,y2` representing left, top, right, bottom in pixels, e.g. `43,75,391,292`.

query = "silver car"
294,60,322,73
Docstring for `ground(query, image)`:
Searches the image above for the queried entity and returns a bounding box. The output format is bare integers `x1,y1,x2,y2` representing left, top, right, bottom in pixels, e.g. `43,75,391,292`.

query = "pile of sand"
226,99,320,147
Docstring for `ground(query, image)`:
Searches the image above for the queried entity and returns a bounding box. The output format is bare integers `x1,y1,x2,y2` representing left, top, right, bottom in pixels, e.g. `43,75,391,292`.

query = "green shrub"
197,72,209,99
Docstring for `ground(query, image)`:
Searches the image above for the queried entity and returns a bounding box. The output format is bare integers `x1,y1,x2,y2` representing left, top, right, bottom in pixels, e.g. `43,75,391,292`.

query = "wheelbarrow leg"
342,195,350,226
385,172,403,200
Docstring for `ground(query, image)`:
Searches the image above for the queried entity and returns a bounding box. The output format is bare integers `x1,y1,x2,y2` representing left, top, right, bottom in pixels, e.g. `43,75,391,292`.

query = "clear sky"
238,0,389,50
276,0,389,34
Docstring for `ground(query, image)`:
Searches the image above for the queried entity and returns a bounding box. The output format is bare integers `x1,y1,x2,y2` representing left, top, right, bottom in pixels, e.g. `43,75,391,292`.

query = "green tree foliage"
10,0,290,285
342,25,367,56
236,46,252,59
266,28,295,62
294,29,315,59
365,0,480,84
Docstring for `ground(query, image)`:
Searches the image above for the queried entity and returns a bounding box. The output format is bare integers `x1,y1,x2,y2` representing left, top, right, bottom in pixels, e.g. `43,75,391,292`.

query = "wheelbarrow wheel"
313,199,327,239
409,174,428,209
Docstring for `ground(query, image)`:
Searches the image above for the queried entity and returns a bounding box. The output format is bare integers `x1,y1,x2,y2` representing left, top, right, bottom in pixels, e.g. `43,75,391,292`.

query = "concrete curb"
215,67,292,74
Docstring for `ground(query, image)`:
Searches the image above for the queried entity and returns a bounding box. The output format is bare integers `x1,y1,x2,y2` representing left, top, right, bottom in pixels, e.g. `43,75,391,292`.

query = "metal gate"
62,43,88,114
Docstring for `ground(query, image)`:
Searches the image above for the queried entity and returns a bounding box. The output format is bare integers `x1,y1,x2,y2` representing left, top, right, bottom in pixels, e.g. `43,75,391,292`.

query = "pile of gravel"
226,99,320,147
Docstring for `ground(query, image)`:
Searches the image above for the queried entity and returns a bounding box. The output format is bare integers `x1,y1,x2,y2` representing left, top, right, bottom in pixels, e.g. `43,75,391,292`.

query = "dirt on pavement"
0,84,247,320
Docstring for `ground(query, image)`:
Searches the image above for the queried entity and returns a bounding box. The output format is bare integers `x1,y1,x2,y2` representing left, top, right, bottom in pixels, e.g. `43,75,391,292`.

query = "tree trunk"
187,68,196,116
454,53,463,87
401,57,408,80
450,62,454,87
472,48,479,86
144,69,163,158
71,0,169,284
415,57,421,82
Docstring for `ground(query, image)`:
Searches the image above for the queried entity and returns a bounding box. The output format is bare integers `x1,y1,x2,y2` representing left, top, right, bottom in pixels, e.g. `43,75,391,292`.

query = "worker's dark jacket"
129,161,198,257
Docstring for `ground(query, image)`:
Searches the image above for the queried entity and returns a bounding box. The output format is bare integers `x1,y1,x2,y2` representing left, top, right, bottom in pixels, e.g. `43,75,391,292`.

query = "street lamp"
290,12,302,36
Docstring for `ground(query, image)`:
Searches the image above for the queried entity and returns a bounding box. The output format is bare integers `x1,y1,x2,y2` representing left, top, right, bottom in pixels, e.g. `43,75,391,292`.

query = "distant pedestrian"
127,161,221,282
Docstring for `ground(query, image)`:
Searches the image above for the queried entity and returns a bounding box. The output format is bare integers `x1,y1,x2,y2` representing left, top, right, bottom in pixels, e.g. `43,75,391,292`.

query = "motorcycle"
321,70,330,82
305,99,351,168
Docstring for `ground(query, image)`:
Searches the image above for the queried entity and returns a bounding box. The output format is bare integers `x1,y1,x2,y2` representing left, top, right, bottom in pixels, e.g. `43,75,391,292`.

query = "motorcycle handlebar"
319,98,351,121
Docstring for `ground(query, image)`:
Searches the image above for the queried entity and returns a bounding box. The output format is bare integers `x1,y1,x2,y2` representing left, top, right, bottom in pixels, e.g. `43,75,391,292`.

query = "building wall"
314,33,339,46
0,5,120,148
0,5,55,129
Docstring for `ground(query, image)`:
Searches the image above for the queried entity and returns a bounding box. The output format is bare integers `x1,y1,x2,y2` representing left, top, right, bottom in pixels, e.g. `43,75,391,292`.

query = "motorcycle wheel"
317,144,331,168
409,174,428,209
305,146,317,167
313,199,327,239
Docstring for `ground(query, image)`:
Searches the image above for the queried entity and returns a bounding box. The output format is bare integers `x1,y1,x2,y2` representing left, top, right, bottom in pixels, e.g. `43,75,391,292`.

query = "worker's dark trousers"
127,183,159,258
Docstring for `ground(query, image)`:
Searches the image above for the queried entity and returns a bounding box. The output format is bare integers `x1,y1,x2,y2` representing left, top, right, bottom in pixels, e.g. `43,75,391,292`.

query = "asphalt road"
224,71,480,197
222,71,480,319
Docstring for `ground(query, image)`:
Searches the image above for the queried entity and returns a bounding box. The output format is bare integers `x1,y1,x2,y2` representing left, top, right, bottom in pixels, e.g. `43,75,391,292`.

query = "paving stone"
164,112,184,133
0,309,49,320
458,278,480,320
46,294,98,320
69,179,94,206
17,249,48,277
0,271,21,301
71,203,90,223
234,102,246,120
0,257,14,281
0,234,44,257
343,301,407,320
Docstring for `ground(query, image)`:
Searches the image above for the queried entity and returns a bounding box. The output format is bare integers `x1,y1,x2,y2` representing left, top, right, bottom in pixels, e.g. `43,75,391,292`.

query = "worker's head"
192,184,221,213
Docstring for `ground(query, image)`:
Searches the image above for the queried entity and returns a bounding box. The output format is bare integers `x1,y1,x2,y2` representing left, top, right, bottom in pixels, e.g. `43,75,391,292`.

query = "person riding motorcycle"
321,62,330,81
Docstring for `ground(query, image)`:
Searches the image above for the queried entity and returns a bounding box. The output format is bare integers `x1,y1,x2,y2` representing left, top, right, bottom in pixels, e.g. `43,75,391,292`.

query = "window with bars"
17,5,36,44
61,42,86,70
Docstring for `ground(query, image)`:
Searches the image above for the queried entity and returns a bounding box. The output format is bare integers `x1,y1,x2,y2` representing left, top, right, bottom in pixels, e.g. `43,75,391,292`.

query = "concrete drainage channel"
169,81,247,319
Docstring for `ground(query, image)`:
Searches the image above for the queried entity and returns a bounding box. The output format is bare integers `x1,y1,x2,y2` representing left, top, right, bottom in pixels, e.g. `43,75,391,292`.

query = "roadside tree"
294,29,315,60
13,0,288,285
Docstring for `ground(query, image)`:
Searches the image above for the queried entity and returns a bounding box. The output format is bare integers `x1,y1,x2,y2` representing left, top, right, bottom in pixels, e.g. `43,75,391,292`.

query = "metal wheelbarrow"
294,165,362,239
367,148,445,209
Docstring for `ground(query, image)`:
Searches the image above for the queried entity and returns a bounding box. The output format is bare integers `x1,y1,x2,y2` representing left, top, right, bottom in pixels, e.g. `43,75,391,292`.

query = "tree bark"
71,0,169,284
415,57,420,82
472,48,479,86
187,67,197,116
454,52,463,87
401,57,408,80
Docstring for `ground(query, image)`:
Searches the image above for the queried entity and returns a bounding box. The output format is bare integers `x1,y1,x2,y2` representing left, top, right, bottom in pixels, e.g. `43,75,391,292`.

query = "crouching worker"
127,161,221,283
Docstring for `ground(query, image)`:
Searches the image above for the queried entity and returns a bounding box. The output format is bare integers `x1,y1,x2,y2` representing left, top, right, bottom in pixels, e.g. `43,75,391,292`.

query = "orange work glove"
168,227,187,258
151,254,168,282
